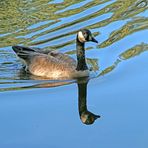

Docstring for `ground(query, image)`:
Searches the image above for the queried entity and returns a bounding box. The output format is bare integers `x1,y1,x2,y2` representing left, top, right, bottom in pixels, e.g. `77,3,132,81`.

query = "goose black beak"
91,37,98,43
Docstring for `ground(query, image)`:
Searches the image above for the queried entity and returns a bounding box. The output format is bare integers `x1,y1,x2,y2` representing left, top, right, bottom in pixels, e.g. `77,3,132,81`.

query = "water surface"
0,0,148,147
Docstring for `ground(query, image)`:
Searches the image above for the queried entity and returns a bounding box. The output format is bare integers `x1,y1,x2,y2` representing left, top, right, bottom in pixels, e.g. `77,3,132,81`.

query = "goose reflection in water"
77,78,100,125
9,70,100,125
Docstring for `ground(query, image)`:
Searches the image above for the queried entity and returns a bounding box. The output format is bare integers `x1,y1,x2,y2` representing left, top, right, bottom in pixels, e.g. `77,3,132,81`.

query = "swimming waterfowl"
12,29,98,79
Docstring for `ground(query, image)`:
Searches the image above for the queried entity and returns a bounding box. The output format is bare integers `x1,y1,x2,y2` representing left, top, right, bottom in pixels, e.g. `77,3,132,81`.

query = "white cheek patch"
78,31,86,43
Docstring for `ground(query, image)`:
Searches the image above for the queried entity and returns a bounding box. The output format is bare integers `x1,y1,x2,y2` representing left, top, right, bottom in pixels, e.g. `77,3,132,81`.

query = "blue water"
0,0,148,147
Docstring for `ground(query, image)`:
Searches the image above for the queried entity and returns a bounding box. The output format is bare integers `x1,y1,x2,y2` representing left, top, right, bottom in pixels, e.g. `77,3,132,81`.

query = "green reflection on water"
99,17,148,48
0,0,147,48
120,43,148,60
0,0,148,91
98,43,148,76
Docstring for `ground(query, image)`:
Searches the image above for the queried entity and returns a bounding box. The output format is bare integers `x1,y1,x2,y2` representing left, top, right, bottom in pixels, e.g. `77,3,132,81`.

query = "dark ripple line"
0,80,75,92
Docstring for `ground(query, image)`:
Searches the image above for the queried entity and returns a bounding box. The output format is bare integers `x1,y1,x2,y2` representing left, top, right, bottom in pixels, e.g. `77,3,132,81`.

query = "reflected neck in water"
77,79,100,125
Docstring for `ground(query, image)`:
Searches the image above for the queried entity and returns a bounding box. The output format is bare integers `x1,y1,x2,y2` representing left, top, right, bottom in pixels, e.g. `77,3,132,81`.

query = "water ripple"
0,0,148,91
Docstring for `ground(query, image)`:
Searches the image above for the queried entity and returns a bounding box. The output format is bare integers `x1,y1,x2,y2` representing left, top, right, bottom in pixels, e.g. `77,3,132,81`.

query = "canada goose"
12,29,98,79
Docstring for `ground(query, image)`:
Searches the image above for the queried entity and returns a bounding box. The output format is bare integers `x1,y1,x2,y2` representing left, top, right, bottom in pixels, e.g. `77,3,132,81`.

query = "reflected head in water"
80,111,100,125
77,78,100,125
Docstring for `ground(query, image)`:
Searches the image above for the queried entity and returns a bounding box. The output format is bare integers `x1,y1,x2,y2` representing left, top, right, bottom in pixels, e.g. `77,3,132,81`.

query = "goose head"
77,29,98,43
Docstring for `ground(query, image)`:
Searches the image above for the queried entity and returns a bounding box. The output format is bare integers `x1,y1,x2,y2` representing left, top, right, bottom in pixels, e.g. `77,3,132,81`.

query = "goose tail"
12,45,35,60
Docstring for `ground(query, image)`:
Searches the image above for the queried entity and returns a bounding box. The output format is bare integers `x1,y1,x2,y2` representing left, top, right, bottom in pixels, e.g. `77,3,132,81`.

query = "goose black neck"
76,37,88,71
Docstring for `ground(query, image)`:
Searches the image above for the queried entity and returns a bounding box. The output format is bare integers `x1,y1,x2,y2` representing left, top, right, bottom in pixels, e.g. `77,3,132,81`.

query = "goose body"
12,29,98,79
